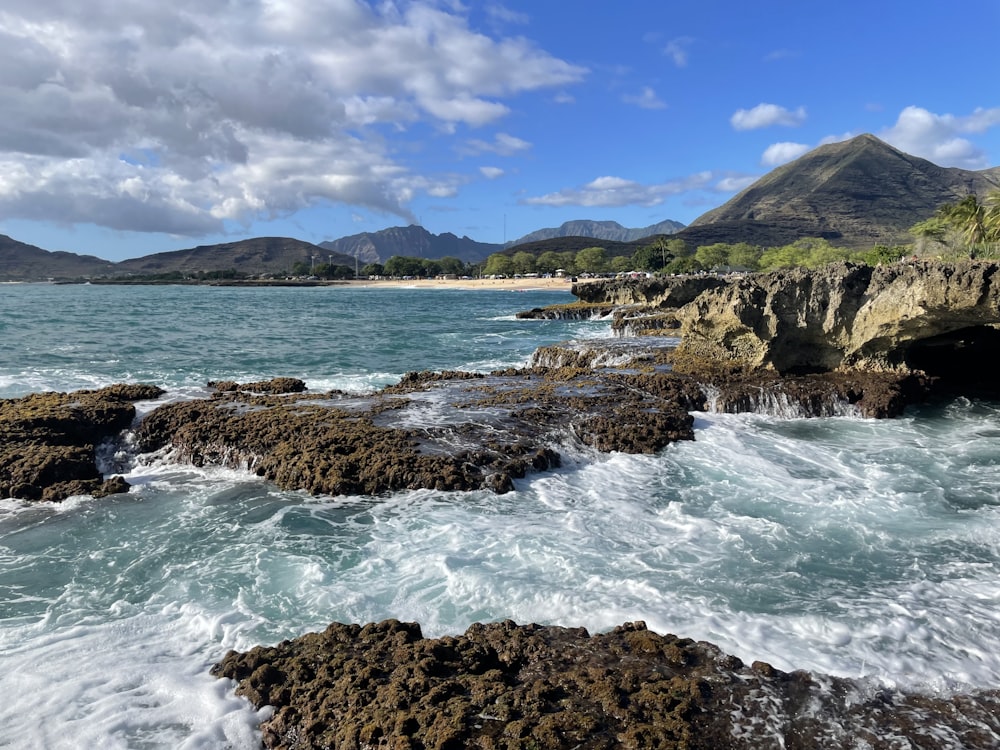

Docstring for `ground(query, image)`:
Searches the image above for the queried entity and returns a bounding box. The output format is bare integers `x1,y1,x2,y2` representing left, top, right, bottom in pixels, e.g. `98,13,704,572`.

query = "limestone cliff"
672,261,1000,380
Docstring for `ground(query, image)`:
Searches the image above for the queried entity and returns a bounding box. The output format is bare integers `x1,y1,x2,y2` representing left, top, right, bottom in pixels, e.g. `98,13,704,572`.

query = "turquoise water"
1,283,999,748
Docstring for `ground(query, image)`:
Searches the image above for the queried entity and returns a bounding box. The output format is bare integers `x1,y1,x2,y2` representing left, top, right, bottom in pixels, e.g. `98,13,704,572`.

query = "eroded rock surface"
575,261,1000,386
134,369,702,496
212,618,1000,750
0,383,165,502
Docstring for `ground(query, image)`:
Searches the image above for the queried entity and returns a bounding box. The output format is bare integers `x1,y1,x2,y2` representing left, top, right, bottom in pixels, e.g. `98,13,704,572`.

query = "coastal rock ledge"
572,260,1000,390
213,618,1000,750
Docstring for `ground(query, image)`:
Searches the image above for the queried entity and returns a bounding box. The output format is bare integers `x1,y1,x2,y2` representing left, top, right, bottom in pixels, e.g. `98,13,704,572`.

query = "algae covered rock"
213,618,1000,750
0,383,164,502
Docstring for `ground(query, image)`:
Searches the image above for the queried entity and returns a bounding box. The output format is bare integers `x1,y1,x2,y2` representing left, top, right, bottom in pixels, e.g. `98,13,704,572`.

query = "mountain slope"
0,235,116,280
511,219,684,246
319,225,501,264
686,134,1000,248
113,237,355,276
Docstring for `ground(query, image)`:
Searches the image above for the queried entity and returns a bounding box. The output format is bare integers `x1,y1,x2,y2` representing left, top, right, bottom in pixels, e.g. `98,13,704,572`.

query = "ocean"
1,283,999,749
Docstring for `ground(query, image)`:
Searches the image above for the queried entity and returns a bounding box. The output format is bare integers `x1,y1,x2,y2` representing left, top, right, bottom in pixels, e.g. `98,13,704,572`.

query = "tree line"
467,189,1000,277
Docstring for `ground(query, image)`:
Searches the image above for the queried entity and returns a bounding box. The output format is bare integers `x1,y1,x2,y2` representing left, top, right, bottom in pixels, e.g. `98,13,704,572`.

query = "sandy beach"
348,276,580,292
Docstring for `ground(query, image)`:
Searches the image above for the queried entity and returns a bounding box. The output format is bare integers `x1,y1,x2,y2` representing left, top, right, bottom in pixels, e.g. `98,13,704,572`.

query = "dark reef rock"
212,618,1000,750
134,370,702,496
0,383,165,502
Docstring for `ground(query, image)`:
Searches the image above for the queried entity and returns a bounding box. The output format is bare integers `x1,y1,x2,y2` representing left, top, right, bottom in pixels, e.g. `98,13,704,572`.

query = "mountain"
510,219,684,246
0,234,117,281
683,133,1000,248
113,237,356,276
319,225,501,264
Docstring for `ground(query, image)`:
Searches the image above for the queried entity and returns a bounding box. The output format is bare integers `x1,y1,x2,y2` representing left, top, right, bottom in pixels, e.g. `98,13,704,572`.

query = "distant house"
554,268,567,278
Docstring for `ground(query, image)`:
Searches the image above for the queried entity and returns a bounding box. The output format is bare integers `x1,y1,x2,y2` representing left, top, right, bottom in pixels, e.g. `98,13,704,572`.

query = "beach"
350,275,579,291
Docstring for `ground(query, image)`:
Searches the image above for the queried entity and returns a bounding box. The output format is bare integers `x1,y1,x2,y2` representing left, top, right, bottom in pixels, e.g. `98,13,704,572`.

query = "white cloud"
715,175,758,193
461,132,532,156
663,37,693,68
879,105,1000,169
623,87,667,110
486,4,530,25
523,172,714,208
480,166,505,179
0,1,585,235
761,142,811,166
731,103,807,131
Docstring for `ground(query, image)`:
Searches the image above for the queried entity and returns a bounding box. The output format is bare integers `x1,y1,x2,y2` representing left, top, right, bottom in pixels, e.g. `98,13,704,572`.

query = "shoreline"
347,276,577,291
74,276,582,291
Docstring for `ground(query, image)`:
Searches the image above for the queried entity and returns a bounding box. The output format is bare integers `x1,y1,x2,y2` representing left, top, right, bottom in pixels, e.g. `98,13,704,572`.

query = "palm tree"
931,192,1000,257
940,194,988,247
984,190,1000,244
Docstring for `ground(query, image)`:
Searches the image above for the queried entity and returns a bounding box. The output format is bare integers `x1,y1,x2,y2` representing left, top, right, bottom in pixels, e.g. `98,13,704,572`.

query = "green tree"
856,244,906,266
535,251,563,275
694,243,731,269
758,243,808,271
609,255,633,273
383,255,425,277
437,256,465,276
483,253,515,277
420,258,443,277
557,252,577,275
728,242,763,270
664,256,703,274
511,251,537,275
360,262,384,278
575,246,607,273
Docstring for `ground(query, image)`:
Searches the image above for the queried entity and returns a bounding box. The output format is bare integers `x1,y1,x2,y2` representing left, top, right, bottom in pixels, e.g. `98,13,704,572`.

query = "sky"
1,1,999,262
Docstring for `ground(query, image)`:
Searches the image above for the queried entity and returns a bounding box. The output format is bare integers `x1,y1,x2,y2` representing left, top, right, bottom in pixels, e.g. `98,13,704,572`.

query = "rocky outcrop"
673,261,1000,382
569,262,1000,394
0,383,164,502
212,618,1000,750
134,371,702,496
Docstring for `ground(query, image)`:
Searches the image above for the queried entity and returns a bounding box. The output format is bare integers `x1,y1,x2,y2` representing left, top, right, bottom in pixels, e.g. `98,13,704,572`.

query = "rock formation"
0,383,164,502
134,369,702,496
213,618,1000,750
566,261,1000,397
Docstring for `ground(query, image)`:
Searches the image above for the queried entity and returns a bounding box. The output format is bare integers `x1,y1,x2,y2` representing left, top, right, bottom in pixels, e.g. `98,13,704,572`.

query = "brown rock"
0,384,165,502
212,619,1000,750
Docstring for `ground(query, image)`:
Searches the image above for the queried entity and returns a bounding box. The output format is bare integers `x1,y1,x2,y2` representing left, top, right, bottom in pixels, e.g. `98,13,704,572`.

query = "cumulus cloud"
0,1,585,235
761,142,811,166
879,105,1000,169
522,172,714,208
731,103,807,131
623,87,667,110
480,166,505,179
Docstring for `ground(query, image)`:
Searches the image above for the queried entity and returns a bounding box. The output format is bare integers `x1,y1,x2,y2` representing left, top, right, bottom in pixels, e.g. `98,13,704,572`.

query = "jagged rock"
0,384,165,502
207,377,307,394
569,262,1000,394
135,369,700,497
674,261,1000,380
572,275,727,307
212,618,1000,750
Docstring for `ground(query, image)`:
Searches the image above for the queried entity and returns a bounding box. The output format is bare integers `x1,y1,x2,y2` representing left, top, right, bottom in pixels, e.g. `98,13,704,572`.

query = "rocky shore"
5,261,1000,748
212,618,1000,750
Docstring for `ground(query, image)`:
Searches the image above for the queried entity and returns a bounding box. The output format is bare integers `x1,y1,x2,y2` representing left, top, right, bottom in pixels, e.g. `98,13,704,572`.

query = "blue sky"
1,1,999,262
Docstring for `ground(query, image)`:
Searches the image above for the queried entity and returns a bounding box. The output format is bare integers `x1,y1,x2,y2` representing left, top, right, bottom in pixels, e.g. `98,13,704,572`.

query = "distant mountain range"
509,219,684,247
3,133,999,280
316,219,686,265
318,226,501,265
